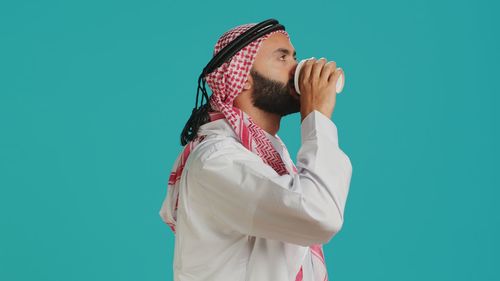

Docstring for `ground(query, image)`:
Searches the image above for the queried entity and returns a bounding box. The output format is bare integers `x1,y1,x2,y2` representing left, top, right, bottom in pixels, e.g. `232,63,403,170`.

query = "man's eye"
280,55,297,61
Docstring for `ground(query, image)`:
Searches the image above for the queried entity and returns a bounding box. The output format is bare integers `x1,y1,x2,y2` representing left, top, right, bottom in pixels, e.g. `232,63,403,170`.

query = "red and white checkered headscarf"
160,22,329,281
205,23,291,176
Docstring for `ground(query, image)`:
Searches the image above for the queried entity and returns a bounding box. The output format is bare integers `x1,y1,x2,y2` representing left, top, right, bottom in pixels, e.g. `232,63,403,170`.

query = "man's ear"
243,73,253,90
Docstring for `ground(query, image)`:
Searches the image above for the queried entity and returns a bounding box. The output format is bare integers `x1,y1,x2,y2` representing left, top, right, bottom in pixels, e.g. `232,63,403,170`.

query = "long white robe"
159,110,353,281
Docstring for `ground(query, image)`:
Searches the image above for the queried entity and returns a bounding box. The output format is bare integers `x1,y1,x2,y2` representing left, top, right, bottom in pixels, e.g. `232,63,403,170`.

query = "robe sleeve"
189,110,353,247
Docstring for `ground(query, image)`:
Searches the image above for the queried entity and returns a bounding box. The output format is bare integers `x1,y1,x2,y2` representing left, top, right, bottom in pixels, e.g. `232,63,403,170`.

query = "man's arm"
190,110,352,247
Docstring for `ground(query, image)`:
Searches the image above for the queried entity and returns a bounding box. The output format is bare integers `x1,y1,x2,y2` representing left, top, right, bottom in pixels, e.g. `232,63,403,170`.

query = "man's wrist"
301,108,332,123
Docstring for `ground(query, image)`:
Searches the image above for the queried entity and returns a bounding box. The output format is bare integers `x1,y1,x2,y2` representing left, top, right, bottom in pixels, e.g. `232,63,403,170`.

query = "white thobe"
159,110,353,281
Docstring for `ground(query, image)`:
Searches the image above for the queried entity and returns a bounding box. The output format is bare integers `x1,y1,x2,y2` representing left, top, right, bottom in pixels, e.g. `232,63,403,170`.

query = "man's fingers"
328,67,343,85
310,58,327,81
299,58,316,86
320,61,337,81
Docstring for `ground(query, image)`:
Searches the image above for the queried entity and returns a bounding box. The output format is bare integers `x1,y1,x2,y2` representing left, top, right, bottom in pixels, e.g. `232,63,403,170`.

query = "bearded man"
159,19,352,281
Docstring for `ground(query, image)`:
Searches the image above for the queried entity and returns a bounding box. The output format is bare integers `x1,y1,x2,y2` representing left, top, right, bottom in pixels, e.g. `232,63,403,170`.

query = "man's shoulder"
187,134,261,170
189,135,245,163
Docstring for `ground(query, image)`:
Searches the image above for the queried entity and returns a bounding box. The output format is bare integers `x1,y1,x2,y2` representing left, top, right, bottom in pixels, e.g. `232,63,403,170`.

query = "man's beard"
249,69,301,117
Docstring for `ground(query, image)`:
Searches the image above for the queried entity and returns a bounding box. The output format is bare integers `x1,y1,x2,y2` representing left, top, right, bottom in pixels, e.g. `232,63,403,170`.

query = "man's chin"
279,103,301,117
258,106,299,117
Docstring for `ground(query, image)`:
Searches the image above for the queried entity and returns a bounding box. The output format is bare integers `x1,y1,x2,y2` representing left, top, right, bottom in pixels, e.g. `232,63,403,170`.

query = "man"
159,21,352,281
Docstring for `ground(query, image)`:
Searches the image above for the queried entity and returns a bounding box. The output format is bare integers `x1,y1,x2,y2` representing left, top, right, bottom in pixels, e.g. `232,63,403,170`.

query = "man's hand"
298,58,343,122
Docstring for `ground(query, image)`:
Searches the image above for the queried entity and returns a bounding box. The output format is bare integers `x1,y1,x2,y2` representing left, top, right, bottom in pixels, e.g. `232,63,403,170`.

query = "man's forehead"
261,33,295,55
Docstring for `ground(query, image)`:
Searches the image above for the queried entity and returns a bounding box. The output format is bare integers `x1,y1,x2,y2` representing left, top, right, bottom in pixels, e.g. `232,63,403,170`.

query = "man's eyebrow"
272,48,297,57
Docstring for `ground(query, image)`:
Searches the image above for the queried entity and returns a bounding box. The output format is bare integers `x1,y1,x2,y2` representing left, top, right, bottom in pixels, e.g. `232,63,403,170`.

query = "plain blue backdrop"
0,0,498,280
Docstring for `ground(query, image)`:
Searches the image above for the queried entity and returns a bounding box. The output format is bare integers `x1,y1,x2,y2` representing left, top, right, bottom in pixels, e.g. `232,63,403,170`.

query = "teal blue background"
1,0,498,280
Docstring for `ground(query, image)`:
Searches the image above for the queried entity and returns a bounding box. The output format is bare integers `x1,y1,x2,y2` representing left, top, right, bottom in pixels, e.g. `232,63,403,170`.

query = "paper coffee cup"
294,58,344,95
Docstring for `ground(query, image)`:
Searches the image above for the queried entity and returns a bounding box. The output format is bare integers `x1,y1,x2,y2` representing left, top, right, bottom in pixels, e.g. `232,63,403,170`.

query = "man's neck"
242,107,281,136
